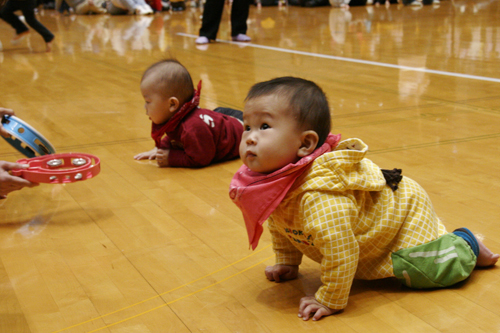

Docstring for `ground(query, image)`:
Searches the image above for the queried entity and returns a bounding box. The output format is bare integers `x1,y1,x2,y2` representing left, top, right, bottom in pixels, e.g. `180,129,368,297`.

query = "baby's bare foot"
476,237,499,267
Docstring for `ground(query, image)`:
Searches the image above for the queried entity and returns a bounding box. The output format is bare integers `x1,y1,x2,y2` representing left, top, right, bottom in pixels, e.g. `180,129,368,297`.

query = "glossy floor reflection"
1,1,500,332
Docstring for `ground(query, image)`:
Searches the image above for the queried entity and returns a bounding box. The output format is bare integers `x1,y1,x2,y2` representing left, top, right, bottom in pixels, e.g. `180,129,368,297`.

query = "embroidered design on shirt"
284,228,314,246
200,114,215,128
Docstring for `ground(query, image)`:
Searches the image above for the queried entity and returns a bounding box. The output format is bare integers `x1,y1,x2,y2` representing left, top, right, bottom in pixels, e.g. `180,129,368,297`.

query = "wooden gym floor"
1,0,500,332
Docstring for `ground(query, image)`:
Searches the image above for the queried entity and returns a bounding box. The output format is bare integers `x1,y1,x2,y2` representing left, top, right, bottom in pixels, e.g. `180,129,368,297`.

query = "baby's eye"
244,125,251,131
260,123,270,130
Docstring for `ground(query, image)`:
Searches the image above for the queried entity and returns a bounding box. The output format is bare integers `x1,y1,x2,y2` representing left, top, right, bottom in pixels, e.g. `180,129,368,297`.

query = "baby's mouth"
245,151,256,159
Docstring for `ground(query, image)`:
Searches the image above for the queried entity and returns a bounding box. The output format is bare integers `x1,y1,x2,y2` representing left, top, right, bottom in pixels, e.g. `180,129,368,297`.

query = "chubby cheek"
148,114,158,124
148,110,164,125
238,138,246,158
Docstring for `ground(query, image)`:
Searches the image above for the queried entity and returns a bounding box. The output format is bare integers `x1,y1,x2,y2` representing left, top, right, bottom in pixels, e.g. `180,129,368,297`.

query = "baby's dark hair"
245,77,332,147
142,59,194,105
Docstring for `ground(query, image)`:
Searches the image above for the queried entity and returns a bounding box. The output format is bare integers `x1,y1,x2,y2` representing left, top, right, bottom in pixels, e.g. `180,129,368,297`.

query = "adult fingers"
0,108,14,137
1,161,22,171
6,174,33,187
0,127,10,137
0,108,14,117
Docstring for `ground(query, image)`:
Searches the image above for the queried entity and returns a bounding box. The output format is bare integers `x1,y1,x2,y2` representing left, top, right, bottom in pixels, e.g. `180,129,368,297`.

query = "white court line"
178,33,500,84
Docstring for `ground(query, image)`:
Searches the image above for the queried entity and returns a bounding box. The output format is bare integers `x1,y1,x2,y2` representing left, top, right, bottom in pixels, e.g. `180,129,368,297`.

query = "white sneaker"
135,5,148,14
195,36,209,44
143,4,154,13
231,34,251,42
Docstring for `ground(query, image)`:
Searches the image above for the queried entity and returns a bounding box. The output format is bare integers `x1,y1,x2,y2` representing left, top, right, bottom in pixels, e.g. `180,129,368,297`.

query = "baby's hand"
298,296,338,321
134,147,158,160
156,149,169,167
265,264,298,282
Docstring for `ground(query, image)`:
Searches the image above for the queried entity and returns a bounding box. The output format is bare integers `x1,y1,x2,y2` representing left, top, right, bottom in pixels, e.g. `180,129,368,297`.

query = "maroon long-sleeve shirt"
152,85,243,167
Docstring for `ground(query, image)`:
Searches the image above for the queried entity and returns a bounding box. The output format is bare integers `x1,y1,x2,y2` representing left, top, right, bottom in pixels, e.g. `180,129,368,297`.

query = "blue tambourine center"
1,115,56,158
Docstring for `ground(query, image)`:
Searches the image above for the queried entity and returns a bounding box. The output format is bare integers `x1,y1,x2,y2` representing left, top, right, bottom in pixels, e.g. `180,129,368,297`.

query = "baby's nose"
246,135,256,145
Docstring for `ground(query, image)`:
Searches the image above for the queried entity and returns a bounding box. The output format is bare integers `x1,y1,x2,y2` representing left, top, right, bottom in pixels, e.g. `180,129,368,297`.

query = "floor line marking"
52,245,272,333
178,33,500,84
369,132,500,154
86,255,275,333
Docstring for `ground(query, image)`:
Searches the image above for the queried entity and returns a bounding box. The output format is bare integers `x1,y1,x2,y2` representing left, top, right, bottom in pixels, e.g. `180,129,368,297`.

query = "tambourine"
11,153,100,184
1,115,56,158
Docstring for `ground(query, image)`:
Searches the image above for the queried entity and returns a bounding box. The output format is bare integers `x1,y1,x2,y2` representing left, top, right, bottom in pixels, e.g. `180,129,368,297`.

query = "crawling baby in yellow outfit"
229,76,499,321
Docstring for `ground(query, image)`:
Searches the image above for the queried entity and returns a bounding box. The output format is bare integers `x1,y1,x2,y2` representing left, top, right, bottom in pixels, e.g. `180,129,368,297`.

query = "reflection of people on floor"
106,0,153,15
123,16,153,50
328,7,351,44
76,15,110,52
398,55,430,101
108,16,153,55
55,0,107,14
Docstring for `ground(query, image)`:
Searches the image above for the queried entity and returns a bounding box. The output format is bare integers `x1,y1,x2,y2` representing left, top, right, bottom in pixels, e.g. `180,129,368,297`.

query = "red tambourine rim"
12,153,101,184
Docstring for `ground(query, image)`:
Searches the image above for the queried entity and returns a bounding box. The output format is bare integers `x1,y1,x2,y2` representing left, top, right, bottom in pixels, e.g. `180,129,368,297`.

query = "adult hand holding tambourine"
1,114,100,184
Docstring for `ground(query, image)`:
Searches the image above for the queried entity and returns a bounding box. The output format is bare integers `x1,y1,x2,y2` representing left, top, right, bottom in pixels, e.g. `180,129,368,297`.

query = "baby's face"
240,94,304,174
140,77,173,125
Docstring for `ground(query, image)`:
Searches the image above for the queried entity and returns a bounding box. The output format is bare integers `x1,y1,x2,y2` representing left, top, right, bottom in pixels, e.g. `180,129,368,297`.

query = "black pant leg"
230,0,250,36
213,107,243,122
0,0,29,35
20,0,54,42
199,0,225,40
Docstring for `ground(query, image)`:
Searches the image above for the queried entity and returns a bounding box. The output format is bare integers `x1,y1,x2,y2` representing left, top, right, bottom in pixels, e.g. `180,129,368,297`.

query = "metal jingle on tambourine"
72,158,87,166
12,153,101,184
47,159,63,168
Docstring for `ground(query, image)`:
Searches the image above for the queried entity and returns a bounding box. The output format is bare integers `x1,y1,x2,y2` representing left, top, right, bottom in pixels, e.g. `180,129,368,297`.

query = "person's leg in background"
19,0,55,50
196,0,224,43
0,0,31,42
230,0,250,41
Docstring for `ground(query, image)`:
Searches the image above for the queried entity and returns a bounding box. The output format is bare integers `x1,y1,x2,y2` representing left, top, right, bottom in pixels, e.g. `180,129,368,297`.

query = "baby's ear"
168,97,180,113
297,130,319,157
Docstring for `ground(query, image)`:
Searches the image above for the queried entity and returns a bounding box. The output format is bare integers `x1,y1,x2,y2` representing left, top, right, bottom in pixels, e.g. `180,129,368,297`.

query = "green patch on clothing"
392,233,476,289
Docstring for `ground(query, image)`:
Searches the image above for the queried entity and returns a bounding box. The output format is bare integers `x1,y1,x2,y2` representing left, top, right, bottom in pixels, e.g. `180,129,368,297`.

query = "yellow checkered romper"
267,138,447,310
